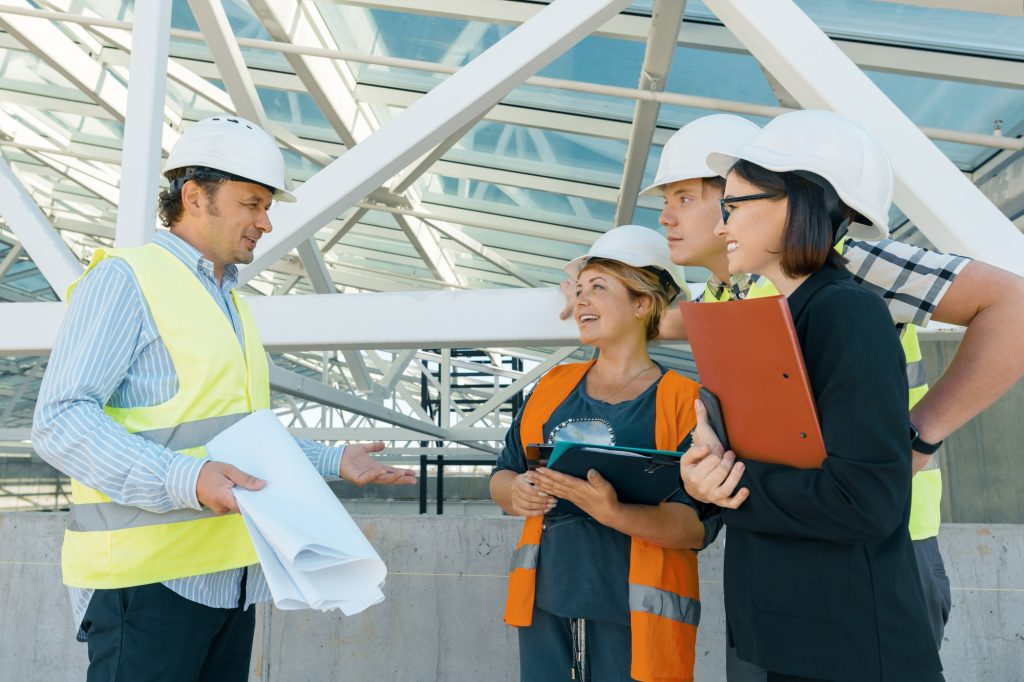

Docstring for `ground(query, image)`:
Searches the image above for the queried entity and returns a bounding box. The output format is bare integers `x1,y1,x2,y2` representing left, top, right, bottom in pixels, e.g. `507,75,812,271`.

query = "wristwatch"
909,424,943,455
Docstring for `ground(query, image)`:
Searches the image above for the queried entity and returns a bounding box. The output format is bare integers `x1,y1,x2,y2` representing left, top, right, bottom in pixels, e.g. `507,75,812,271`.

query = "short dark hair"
157,167,229,227
728,159,848,278
702,175,726,194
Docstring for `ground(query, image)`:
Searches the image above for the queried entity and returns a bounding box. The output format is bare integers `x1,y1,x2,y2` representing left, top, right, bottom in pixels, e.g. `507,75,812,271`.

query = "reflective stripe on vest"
503,362,702,682
508,543,539,573
60,244,270,589
736,263,942,540
629,583,701,627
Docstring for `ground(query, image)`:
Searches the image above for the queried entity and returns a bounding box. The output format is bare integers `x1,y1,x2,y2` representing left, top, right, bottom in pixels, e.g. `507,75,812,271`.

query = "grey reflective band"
508,544,539,573
906,360,928,390
68,502,218,532
629,584,701,627
133,412,248,451
920,453,941,471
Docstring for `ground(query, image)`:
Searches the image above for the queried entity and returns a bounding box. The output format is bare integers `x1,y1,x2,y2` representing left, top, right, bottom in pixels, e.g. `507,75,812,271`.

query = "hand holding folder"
679,295,826,469
533,441,683,517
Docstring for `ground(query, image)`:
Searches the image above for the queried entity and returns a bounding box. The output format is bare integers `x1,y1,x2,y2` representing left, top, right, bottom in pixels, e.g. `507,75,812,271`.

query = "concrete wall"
1,513,1022,681
924,339,1024,524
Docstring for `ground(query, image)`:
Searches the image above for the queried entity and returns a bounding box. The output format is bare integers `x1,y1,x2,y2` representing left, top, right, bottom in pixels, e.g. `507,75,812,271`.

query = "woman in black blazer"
680,110,943,682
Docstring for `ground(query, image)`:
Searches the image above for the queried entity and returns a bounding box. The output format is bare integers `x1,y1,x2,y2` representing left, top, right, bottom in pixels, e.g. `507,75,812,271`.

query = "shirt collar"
154,231,239,290
786,266,851,321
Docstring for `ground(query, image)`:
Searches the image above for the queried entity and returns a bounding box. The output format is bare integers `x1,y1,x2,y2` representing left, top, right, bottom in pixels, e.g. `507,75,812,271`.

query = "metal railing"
418,455,494,515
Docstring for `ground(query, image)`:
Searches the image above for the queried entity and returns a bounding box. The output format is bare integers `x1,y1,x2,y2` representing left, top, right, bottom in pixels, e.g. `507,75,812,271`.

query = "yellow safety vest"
706,265,941,540
60,243,270,589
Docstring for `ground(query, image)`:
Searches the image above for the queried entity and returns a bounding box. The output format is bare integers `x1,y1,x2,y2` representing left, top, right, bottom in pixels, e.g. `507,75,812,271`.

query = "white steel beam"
0,243,24,280
0,2,178,153
238,0,635,283
245,288,579,351
362,201,601,245
290,428,508,442
456,346,579,427
0,161,82,297
6,4,1022,90
187,0,337,293
420,218,544,288
877,0,1024,16
269,364,446,437
615,0,686,226
114,0,172,247
392,213,462,285
340,1,1024,89
249,0,463,286
703,0,1024,275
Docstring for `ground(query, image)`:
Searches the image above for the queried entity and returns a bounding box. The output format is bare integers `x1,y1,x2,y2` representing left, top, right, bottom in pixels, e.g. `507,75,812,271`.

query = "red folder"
679,295,826,469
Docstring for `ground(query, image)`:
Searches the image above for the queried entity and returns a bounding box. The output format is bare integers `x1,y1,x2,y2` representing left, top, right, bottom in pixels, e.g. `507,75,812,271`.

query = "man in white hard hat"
562,111,1024,676
33,115,415,681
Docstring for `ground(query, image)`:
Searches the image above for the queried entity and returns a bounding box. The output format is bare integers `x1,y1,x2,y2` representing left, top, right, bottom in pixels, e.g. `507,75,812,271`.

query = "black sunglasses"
719,192,779,225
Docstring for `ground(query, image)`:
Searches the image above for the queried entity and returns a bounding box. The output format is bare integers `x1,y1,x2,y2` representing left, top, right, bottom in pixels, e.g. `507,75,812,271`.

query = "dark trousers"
726,536,952,681
82,580,255,682
518,607,632,681
913,536,952,650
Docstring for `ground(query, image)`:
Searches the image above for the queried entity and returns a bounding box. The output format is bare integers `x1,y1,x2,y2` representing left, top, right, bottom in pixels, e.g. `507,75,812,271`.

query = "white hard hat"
564,224,685,295
706,110,892,240
163,115,295,203
640,114,762,196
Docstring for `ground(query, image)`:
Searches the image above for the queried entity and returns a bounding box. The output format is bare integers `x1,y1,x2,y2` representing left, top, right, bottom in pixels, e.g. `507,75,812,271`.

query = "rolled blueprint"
206,409,386,614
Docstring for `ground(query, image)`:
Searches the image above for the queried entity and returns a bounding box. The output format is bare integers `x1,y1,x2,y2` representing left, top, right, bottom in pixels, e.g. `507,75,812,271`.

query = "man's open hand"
340,442,417,486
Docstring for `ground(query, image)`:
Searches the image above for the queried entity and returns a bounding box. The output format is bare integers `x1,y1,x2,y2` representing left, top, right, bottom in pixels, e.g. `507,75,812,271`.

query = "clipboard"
537,441,682,516
679,295,826,469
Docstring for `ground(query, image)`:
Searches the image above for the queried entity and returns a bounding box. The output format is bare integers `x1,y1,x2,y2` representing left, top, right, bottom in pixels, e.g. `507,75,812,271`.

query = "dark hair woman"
680,110,943,682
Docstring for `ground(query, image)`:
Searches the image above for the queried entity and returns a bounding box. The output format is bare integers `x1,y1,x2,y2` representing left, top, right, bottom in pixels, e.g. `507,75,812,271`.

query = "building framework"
0,0,1021,509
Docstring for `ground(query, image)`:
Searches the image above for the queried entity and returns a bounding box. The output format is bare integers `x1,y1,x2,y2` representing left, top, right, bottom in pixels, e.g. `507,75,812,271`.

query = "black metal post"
436,455,444,515
419,454,427,514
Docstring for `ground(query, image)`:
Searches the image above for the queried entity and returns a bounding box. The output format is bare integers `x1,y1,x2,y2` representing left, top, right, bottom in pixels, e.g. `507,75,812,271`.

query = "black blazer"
721,267,942,681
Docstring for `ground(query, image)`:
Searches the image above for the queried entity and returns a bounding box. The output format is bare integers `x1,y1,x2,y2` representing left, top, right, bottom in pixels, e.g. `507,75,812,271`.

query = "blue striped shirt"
32,230,344,637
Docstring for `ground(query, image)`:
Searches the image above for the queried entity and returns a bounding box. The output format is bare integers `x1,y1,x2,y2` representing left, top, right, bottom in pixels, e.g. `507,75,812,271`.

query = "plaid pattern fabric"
696,273,760,302
696,240,970,326
842,239,970,327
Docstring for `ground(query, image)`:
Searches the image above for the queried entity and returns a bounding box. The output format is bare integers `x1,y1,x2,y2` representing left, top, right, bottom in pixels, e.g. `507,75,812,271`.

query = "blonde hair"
579,259,672,340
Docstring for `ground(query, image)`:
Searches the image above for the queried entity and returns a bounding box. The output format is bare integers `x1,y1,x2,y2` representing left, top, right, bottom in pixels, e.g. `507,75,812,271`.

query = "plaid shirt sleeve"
841,238,971,327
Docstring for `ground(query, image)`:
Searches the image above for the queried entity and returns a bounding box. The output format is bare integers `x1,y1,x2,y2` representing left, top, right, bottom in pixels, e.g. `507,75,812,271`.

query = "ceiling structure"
0,0,1021,509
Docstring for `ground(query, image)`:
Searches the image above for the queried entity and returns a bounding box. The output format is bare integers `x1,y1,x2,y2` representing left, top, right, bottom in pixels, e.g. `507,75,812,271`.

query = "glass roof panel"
862,69,1024,170
684,0,1024,58
443,121,625,187
425,175,615,229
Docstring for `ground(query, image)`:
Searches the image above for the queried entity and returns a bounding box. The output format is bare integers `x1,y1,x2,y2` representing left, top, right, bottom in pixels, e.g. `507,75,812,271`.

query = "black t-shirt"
493,370,715,623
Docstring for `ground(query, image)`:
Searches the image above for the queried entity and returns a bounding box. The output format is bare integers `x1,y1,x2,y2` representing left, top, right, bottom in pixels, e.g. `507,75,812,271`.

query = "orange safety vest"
503,360,702,682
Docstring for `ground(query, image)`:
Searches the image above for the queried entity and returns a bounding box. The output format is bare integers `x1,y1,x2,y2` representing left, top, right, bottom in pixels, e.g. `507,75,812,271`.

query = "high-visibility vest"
713,266,941,541
503,361,702,682
60,243,270,589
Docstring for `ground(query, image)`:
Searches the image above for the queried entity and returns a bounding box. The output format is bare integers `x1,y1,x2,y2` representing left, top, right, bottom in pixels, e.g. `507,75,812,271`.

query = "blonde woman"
491,225,718,682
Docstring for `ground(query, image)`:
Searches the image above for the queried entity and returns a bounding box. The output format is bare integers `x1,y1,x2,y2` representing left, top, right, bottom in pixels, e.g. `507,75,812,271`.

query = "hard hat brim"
707,150,889,241
639,165,720,196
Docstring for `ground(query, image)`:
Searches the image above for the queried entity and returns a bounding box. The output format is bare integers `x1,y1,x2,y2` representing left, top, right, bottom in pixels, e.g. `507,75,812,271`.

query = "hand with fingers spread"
340,442,417,487
196,461,266,515
679,444,749,510
558,278,577,321
531,467,620,524
509,471,557,517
